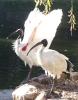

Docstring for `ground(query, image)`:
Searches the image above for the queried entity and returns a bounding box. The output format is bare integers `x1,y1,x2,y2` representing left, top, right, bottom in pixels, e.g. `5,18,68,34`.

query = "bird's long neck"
36,45,44,66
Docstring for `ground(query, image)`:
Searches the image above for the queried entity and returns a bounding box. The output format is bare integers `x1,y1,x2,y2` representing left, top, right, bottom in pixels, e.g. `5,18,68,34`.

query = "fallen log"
12,72,78,100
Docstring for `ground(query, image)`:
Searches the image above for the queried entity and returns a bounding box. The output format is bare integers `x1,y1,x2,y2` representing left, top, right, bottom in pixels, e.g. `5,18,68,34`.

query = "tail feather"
66,60,74,72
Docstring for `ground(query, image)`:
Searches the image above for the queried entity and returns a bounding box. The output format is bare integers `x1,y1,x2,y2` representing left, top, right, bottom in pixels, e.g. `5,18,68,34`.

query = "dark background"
0,0,78,89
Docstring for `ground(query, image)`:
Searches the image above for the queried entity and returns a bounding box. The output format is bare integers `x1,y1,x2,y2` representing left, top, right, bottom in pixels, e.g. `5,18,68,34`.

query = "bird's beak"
27,39,47,56
27,41,42,56
6,28,23,39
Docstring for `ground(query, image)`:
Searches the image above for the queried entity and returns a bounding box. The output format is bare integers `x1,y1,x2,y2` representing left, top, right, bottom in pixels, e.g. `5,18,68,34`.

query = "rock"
70,72,78,81
35,91,46,100
61,91,78,99
12,84,38,100
12,73,78,100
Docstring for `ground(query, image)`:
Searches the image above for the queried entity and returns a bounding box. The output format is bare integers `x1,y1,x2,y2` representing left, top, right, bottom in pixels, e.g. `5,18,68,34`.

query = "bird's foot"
45,76,55,98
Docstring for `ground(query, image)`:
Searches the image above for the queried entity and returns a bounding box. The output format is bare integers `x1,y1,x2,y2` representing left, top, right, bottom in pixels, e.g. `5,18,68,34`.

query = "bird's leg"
20,66,33,84
45,71,55,97
45,76,55,98
45,71,55,92
26,66,33,82
49,76,55,93
50,76,55,93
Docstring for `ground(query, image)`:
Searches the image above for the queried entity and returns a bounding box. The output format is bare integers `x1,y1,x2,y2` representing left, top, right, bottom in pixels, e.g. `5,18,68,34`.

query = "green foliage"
68,8,76,35
34,0,52,13
34,0,77,35
68,0,76,36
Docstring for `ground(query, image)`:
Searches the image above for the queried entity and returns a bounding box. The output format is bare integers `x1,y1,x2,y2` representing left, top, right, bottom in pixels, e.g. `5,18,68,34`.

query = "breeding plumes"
12,8,63,79
27,39,73,79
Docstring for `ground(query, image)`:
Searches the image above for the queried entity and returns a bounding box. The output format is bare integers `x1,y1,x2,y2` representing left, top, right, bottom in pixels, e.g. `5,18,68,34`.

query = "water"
0,89,13,100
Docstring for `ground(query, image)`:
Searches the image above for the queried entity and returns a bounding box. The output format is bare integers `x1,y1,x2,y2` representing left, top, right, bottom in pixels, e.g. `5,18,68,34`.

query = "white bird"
27,39,73,79
13,8,63,79
22,8,63,49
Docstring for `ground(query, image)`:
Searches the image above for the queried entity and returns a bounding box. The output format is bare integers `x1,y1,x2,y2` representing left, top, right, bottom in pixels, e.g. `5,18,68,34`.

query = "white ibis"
12,8,63,80
27,39,73,79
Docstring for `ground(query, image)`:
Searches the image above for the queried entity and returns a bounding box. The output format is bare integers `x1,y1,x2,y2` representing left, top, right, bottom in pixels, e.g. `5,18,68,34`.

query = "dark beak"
27,41,42,56
27,39,48,56
6,28,23,39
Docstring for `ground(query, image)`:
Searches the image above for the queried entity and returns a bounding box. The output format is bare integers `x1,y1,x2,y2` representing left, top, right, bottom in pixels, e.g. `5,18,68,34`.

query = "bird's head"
27,39,48,56
11,29,24,54
6,28,24,41
16,28,24,41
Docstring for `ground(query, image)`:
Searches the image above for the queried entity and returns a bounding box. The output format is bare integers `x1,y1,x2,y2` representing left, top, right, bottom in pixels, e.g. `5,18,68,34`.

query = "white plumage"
27,39,73,79
36,48,69,79
22,8,63,49
13,8,63,70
